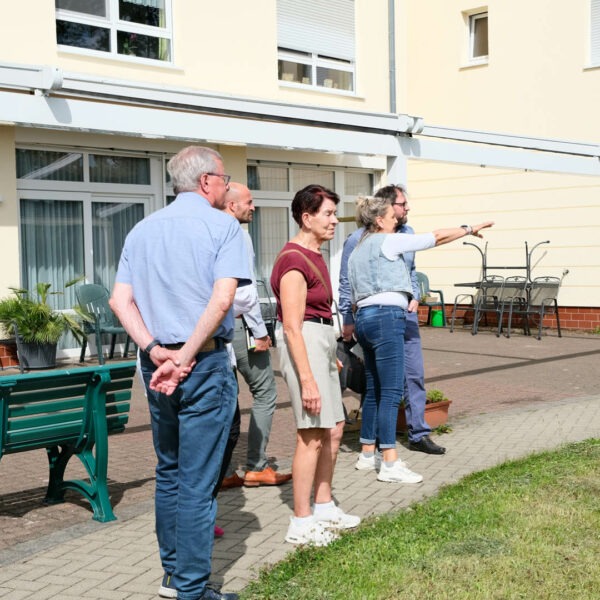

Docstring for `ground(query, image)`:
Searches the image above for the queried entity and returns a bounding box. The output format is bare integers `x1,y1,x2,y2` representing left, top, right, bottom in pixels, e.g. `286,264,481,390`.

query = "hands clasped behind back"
149,348,195,395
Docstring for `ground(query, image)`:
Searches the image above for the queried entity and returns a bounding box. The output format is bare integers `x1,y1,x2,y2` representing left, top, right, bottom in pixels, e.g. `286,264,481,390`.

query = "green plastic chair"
415,272,446,327
76,284,132,364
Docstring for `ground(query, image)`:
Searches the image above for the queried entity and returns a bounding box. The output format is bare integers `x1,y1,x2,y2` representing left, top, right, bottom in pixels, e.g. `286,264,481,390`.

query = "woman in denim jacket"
348,195,493,483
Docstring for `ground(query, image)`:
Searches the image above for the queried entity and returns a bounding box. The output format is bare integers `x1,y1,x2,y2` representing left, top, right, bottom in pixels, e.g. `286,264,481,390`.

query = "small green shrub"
426,388,449,404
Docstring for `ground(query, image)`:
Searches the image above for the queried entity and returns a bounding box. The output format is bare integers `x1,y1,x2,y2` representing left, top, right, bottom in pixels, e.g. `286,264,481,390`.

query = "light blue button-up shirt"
115,192,251,343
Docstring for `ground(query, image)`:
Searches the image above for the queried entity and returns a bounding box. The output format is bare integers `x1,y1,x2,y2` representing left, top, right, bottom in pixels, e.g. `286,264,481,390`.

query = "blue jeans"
355,304,407,449
403,311,431,443
140,349,236,600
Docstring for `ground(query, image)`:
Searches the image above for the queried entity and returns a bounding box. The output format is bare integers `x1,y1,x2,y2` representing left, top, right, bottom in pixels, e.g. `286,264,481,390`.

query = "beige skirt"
275,320,345,429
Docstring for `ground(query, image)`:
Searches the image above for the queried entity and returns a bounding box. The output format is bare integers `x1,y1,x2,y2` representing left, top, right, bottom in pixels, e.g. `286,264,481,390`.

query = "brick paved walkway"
1,327,599,597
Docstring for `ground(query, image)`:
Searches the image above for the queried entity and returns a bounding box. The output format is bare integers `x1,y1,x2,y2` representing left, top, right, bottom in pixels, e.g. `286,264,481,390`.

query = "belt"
305,317,334,326
162,338,226,353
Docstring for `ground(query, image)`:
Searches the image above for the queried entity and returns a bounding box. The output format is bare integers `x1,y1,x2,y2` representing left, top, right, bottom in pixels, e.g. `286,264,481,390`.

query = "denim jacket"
340,225,418,324
348,233,413,304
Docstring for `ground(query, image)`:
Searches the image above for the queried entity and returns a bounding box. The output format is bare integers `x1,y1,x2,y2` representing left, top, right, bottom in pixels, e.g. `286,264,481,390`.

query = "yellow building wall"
406,159,600,308
0,127,20,298
403,1,600,309
404,0,600,141
2,0,390,113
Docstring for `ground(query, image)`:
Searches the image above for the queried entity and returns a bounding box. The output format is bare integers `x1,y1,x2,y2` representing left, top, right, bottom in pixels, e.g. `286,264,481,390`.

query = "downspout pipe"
388,0,396,113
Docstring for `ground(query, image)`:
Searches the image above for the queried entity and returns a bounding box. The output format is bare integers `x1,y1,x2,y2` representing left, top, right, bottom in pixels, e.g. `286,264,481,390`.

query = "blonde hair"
355,195,391,232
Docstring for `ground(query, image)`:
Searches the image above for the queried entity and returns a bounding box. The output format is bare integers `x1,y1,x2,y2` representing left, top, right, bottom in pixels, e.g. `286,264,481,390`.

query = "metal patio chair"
76,284,132,364
526,276,562,340
471,275,505,335
449,284,482,332
497,275,530,338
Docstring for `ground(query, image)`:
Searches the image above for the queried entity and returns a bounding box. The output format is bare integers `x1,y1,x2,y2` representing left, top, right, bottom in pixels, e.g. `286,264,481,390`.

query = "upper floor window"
592,0,600,66
277,0,355,93
55,0,172,62
469,11,489,63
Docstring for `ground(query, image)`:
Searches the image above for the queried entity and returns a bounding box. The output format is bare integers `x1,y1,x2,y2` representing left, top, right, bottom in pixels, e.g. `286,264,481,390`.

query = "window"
17,148,152,321
247,161,376,280
344,171,374,196
277,0,355,92
55,0,172,62
89,154,150,184
16,149,84,181
249,207,290,282
248,165,289,191
592,0,600,66
469,11,488,62
291,168,334,190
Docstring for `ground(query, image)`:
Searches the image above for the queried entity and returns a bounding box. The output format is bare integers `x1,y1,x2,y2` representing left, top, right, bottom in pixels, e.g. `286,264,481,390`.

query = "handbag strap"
274,249,332,305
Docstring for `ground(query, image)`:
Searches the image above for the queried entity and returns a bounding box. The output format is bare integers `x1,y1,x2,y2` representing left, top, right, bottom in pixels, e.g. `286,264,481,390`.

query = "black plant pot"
17,341,58,370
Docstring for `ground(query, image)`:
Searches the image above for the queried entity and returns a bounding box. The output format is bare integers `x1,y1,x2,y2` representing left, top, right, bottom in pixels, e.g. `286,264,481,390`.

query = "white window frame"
468,11,489,65
246,160,379,289
16,145,165,279
278,47,355,95
55,0,173,64
17,188,151,285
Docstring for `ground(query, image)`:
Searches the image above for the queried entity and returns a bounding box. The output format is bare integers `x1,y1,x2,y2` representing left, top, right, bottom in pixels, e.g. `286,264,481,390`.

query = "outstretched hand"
472,221,495,238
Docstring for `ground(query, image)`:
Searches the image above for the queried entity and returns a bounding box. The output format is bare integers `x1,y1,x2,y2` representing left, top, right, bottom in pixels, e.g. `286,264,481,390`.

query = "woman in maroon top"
271,184,360,546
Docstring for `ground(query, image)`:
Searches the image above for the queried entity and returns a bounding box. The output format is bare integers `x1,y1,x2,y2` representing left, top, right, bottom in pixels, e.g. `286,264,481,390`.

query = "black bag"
336,337,366,395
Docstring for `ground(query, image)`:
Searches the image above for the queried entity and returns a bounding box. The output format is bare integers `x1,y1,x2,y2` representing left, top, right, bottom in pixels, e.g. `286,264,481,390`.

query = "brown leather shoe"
220,473,245,490
244,466,292,487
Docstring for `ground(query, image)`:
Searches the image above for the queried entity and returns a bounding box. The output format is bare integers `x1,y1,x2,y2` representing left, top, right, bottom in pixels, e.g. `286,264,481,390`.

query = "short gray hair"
167,146,223,193
355,195,391,232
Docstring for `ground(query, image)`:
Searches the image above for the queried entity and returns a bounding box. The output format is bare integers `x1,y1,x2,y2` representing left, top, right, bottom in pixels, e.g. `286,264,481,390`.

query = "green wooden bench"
0,360,137,522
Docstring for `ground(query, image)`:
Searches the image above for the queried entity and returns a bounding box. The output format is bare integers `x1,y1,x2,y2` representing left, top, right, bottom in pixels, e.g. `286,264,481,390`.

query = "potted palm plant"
396,388,452,432
0,280,86,370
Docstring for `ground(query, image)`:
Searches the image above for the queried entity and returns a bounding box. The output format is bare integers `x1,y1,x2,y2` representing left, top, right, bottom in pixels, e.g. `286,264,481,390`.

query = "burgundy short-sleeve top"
270,242,333,322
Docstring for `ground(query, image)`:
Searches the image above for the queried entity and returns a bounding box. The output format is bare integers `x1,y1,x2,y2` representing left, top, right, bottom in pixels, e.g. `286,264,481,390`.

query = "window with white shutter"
277,0,355,92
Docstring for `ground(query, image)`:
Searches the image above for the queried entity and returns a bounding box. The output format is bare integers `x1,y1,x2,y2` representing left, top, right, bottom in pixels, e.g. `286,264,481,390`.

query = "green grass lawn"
241,439,600,600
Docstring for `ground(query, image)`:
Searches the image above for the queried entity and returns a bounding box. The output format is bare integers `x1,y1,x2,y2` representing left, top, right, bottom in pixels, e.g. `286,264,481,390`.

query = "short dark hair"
291,184,340,226
374,184,407,204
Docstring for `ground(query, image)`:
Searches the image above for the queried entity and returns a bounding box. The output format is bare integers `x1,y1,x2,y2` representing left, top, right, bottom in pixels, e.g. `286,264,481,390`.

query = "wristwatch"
144,339,162,354
460,224,473,235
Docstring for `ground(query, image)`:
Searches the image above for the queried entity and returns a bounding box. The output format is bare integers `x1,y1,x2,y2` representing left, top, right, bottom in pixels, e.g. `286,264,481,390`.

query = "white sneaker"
314,505,361,530
377,460,423,484
354,451,382,471
285,517,338,546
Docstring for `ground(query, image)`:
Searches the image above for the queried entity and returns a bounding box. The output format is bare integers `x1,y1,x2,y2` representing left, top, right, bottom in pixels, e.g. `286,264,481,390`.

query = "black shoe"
201,586,239,600
409,435,446,455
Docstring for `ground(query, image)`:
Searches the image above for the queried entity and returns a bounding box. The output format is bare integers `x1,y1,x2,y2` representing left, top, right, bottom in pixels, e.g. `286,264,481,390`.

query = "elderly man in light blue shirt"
111,146,249,600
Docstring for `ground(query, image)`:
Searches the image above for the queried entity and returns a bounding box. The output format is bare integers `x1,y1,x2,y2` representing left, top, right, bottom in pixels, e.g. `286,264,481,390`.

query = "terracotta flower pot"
396,400,452,432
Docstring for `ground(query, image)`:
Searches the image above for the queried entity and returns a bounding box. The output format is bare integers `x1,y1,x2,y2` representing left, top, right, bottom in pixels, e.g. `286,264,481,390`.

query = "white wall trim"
1,62,600,177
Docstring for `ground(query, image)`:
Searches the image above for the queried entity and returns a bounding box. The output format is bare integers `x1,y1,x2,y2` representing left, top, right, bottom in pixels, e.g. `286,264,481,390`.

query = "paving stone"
1,330,599,597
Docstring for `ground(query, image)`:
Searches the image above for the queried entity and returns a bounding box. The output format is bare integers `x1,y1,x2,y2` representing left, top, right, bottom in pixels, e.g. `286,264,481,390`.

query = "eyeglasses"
205,172,231,185
393,202,408,208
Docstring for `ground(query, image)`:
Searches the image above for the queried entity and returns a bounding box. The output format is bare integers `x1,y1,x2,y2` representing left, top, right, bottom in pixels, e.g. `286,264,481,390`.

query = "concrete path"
1,328,599,598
